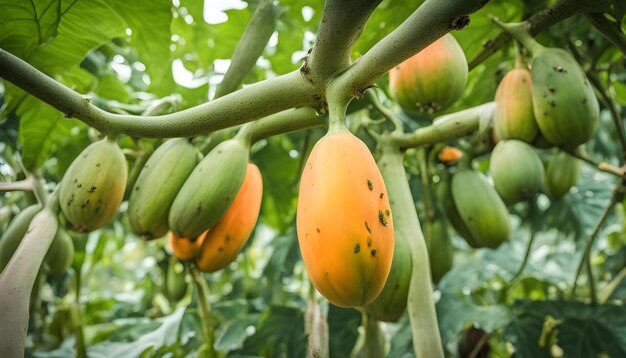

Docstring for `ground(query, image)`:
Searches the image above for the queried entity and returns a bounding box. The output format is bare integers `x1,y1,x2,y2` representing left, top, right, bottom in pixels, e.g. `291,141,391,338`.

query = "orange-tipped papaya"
489,140,544,203
128,139,200,240
59,137,128,232
545,151,582,198
450,170,510,248
531,48,599,146
494,68,538,143
297,128,394,308
169,231,207,261
437,146,463,164
196,163,263,273
169,137,249,239
389,34,468,114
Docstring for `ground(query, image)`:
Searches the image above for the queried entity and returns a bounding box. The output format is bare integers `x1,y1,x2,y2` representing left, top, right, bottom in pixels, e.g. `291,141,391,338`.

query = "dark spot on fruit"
371,249,377,257
218,246,224,252
77,183,82,188
365,221,371,233
550,100,556,107
582,98,587,104
225,235,230,242
553,64,565,72
196,205,202,215
378,210,388,227
95,163,100,167
316,228,321,233
385,209,391,217
73,179,77,184
367,179,373,191
548,86,555,93
394,283,400,290
380,193,384,199
217,150,223,154
354,243,360,253
224,196,230,202
88,185,97,193
367,237,372,248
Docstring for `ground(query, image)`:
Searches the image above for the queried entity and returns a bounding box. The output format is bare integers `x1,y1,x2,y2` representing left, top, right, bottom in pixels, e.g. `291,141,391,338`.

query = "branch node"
448,15,471,30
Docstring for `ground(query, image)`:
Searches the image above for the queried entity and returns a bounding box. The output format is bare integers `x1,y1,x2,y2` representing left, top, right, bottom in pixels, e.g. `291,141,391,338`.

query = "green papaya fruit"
169,137,249,239
44,228,74,276
0,204,42,273
389,34,468,114
364,223,412,322
166,255,188,302
451,170,510,248
59,138,128,232
489,140,544,204
531,48,599,147
424,215,453,283
443,180,481,248
545,151,582,198
128,138,200,240
494,68,538,143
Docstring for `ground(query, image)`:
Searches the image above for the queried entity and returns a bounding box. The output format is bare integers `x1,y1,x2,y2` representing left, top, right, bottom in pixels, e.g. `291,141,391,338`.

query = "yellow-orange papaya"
494,68,538,143
297,128,394,308
168,231,207,261
196,163,263,273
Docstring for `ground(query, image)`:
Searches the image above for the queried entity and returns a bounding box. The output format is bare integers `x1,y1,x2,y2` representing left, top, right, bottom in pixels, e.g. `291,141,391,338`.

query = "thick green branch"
468,0,611,70
331,0,488,98
393,102,496,148
214,0,279,99
249,107,326,143
0,49,316,138
306,0,382,85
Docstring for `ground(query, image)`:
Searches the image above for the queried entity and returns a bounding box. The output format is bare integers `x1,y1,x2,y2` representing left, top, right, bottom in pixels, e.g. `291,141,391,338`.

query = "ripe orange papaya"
545,151,581,198
389,34,468,114
59,137,127,232
168,231,207,261
489,140,544,203
494,68,538,143
437,146,463,164
297,128,394,308
196,163,263,273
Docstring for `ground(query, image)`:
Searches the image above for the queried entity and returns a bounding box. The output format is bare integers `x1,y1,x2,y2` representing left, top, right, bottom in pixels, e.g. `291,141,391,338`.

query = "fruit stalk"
190,266,217,357
377,140,443,358
0,189,60,357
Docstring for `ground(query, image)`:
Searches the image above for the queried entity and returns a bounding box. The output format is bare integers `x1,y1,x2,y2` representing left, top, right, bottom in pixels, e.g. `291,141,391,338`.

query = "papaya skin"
44,228,74,276
545,151,582,198
424,215,454,283
0,204,42,273
165,255,188,302
389,33,468,114
196,163,263,273
128,138,199,240
297,128,394,308
169,231,207,261
489,140,544,204
494,68,538,143
531,48,599,146
59,137,128,232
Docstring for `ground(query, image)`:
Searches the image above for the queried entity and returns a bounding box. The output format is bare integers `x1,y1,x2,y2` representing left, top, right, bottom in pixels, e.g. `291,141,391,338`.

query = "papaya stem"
0,177,34,193
190,266,217,358
490,18,544,56
73,264,87,358
417,148,435,223
305,296,329,358
377,140,444,358
248,108,326,144
513,41,528,69
214,0,280,99
562,148,624,178
366,89,402,133
0,188,60,357
393,102,496,148
361,311,386,358
570,198,617,300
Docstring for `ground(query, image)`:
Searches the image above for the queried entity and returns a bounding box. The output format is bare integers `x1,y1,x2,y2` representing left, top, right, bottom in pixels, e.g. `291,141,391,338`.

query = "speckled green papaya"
531,48,599,146
59,138,128,232
128,138,199,240
450,170,510,248
545,151,582,198
44,228,74,276
0,204,42,273
169,137,249,239
424,215,453,283
490,140,544,203
494,68,538,143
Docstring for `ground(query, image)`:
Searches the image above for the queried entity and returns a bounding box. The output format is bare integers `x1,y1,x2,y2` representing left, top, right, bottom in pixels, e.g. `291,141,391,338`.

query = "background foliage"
1,0,625,357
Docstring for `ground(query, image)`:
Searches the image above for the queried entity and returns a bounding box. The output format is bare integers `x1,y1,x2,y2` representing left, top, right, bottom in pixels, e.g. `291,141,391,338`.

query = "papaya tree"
0,0,625,357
